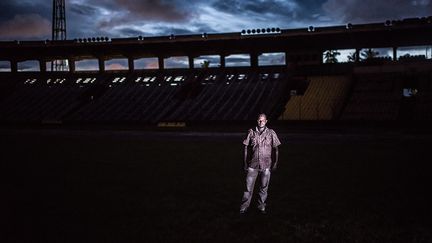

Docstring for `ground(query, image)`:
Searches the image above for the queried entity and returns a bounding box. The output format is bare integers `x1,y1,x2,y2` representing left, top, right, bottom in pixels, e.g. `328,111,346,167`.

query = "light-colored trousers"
240,167,271,211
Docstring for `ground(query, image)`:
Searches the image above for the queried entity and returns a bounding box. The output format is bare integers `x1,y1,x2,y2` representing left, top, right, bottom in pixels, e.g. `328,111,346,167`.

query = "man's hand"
243,145,249,172
272,147,279,172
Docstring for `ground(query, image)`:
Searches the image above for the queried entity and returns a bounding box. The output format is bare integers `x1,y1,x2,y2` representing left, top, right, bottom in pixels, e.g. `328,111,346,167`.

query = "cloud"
66,4,106,38
213,0,299,15
1,0,430,41
93,0,197,32
208,0,333,31
102,20,217,37
210,0,328,22
69,2,100,16
116,27,146,37
0,14,51,39
322,0,432,23
106,63,128,70
113,0,192,22
0,0,51,21
145,60,159,69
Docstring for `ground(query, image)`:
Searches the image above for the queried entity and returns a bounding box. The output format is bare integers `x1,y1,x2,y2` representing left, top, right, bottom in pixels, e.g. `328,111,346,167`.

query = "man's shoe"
258,208,266,214
239,210,247,215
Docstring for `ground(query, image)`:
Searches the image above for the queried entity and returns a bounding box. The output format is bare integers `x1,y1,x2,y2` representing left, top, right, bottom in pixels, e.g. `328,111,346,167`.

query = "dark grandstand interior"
0,67,291,124
1,17,432,125
2,16,432,242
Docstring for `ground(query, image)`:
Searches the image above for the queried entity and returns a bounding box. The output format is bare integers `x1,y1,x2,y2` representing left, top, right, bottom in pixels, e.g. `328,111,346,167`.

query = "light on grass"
112,77,126,83
174,76,185,82
204,75,217,81
260,73,269,81
238,74,247,80
24,78,37,84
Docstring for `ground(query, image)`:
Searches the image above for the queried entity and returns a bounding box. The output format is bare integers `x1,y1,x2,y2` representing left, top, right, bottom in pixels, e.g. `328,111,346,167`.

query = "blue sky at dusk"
0,0,431,41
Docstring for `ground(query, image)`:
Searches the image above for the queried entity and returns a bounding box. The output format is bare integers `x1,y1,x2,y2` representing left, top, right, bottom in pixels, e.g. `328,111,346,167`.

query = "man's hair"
258,113,267,120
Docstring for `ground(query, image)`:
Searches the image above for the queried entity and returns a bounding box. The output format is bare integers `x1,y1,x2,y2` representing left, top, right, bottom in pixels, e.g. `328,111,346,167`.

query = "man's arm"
272,146,279,171
243,145,248,171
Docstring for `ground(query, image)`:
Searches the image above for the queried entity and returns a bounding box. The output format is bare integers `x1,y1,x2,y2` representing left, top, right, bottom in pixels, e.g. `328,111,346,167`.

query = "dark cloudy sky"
0,0,431,40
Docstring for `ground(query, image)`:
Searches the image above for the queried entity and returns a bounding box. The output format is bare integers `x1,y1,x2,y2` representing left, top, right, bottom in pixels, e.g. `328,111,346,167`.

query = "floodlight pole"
51,0,67,71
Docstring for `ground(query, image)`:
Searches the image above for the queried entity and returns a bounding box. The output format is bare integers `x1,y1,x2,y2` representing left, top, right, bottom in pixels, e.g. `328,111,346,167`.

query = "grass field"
2,127,432,243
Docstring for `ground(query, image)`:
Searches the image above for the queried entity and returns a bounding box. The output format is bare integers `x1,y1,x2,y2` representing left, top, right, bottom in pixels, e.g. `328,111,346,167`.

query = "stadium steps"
179,72,223,122
254,73,286,120
280,75,351,120
242,73,278,120
200,73,235,121
157,72,205,122
189,72,227,121
209,73,247,121
341,73,403,121
222,72,257,120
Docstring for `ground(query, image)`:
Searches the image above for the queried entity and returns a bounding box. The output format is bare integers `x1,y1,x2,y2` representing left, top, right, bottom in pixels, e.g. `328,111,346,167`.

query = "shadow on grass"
2,130,432,242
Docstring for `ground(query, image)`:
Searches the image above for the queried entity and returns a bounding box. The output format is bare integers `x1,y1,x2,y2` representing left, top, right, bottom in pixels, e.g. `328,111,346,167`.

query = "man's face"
257,116,267,128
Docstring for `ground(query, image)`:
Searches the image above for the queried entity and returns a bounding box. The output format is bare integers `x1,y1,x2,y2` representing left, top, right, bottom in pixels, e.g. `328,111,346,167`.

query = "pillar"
98,58,105,72
220,55,226,68
188,56,194,69
158,57,164,70
39,59,46,72
68,58,76,73
355,49,360,63
250,53,259,68
128,58,135,72
11,60,18,73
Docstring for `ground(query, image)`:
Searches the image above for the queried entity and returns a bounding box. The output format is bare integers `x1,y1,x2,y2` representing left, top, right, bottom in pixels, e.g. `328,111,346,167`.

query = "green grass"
2,129,432,242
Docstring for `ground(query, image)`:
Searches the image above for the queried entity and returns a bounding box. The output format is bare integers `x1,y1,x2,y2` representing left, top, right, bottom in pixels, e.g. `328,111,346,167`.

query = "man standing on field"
240,113,281,214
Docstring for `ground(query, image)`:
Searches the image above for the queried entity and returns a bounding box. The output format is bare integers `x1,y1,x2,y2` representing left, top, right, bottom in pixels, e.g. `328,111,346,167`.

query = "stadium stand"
0,68,291,124
279,75,351,120
405,71,432,120
341,72,403,121
2,66,432,125
1,18,432,125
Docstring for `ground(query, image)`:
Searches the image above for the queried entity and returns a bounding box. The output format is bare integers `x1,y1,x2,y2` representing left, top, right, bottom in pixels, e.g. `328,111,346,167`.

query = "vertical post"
11,60,18,73
250,53,259,68
188,56,194,69
39,59,47,72
355,49,360,63
128,57,135,72
393,47,397,61
158,57,164,70
98,58,105,72
220,54,226,68
68,58,75,72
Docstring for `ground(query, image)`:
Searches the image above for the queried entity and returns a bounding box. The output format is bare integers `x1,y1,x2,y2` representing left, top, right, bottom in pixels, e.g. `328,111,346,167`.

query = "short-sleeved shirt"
243,126,281,170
